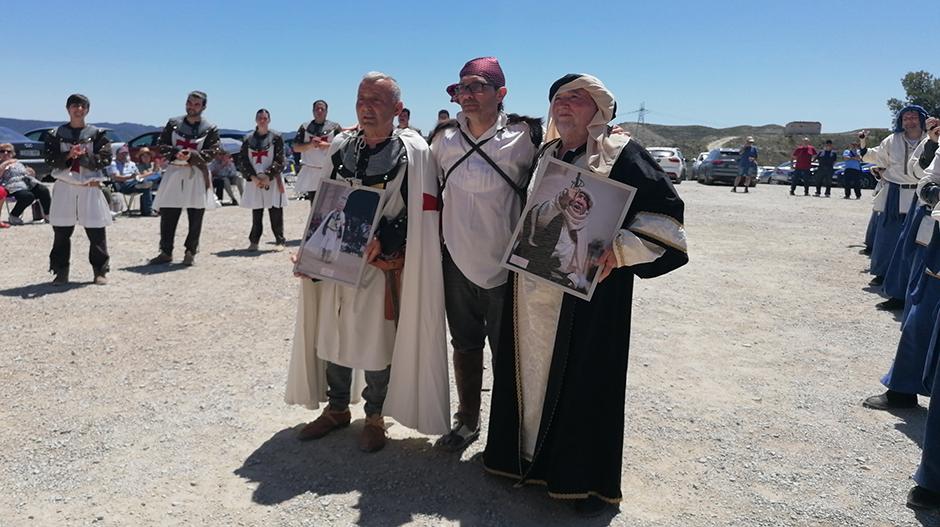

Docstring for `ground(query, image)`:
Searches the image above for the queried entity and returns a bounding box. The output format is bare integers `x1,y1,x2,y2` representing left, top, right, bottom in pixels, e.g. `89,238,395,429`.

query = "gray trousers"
325,361,391,417
442,248,506,360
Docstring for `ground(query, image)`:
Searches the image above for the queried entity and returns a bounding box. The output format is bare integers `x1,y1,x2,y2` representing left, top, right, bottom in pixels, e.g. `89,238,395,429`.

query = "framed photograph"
502,156,637,301
294,178,384,287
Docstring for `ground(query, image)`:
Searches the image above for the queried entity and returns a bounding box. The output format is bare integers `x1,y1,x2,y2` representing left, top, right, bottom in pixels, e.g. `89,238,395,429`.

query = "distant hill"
621,122,891,166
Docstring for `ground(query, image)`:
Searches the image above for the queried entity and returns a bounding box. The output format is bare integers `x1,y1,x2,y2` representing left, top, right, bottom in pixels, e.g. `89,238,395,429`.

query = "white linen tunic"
48,129,112,228
431,112,538,289
153,130,217,210
864,132,927,214
240,139,288,209
294,121,340,194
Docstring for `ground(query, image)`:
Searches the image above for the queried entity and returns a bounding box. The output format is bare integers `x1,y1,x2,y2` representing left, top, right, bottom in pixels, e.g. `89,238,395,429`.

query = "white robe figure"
285,128,450,435
152,118,221,210
304,209,345,263
295,120,342,194
865,131,926,214
239,131,288,210
47,126,113,229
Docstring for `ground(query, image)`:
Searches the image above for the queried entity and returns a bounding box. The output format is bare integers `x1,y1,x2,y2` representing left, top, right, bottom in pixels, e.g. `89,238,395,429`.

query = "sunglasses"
0,150,14,154
446,81,492,97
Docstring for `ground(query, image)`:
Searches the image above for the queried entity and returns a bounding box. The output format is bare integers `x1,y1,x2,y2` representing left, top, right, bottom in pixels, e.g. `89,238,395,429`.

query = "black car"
697,148,754,186
0,126,46,179
824,162,877,190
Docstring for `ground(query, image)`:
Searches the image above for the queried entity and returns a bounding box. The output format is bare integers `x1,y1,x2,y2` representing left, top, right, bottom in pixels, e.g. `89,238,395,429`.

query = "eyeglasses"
0,150,14,154
446,81,492,97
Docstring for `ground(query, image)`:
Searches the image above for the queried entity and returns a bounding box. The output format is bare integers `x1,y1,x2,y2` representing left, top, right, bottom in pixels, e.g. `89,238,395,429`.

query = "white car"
647,147,686,183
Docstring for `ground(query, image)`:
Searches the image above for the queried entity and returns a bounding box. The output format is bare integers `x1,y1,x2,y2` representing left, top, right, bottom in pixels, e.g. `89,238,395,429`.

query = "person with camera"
861,105,930,410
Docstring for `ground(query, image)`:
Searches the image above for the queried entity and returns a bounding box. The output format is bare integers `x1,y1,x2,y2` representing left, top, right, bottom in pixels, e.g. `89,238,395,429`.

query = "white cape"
285,128,450,435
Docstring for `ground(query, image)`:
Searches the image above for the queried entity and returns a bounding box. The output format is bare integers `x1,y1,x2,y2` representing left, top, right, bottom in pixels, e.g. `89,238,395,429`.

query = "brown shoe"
182,251,196,266
298,407,351,441
359,415,387,453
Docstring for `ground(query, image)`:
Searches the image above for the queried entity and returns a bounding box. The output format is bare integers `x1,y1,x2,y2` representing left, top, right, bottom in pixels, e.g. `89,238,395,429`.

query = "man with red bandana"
427,57,542,452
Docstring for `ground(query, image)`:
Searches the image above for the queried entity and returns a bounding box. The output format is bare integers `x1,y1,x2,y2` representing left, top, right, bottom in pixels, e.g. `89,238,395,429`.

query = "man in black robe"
483,74,689,517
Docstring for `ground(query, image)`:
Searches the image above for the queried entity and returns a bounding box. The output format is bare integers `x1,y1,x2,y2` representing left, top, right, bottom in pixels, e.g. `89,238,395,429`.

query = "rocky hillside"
622,122,891,165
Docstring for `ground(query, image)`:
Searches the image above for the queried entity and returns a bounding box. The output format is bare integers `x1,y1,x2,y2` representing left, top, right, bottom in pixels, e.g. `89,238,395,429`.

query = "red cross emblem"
250,149,269,164
175,138,199,150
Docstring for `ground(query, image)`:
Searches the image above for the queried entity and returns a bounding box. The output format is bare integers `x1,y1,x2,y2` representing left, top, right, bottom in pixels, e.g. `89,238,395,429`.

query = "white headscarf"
545,74,630,177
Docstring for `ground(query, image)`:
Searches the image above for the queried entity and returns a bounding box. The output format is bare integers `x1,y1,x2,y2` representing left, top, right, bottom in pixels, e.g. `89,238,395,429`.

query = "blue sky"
6,0,934,134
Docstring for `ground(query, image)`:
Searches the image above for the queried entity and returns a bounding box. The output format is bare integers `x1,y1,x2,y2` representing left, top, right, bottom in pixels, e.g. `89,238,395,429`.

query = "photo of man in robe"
305,194,347,263
513,180,596,294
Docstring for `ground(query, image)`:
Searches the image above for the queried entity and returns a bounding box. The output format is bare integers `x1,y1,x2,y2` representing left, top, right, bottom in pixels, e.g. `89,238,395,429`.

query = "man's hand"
597,248,618,282
558,187,577,208
927,117,940,142
364,237,381,265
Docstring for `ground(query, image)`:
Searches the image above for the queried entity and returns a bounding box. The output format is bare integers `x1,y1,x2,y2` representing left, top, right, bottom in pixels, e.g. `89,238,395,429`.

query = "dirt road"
1,183,936,526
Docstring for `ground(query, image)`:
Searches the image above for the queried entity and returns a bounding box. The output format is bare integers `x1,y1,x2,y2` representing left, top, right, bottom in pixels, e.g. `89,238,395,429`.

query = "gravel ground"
1,183,938,526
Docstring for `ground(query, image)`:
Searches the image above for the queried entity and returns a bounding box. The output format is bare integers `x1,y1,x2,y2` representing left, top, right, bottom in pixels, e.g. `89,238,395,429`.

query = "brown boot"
298,407,351,441
453,351,484,430
359,415,387,453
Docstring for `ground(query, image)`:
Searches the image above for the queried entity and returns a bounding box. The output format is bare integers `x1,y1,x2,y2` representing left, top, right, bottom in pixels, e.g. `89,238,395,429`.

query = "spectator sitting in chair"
0,142,51,225
134,147,162,191
208,151,242,205
109,146,158,216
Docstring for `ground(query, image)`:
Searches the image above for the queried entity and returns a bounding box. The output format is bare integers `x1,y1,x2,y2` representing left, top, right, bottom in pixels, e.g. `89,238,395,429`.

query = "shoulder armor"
506,114,544,146
427,119,459,144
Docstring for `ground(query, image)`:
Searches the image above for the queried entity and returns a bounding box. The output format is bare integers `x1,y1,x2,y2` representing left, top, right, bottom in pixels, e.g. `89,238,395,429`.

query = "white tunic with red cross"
153,131,218,210
240,142,288,209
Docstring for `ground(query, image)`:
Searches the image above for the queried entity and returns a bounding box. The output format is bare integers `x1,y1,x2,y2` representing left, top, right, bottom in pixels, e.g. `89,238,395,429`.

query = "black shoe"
876,298,904,311
789,190,795,195
573,496,616,517
51,268,69,286
908,485,940,510
863,390,918,410
814,192,820,197
869,276,884,286
844,196,851,199
861,247,872,256
731,187,737,192
148,252,172,265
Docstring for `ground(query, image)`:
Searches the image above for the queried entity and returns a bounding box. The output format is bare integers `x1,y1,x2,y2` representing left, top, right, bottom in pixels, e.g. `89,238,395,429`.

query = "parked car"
691,151,708,180
646,147,686,183
0,126,46,179
756,165,776,184
697,148,754,186
827,161,877,189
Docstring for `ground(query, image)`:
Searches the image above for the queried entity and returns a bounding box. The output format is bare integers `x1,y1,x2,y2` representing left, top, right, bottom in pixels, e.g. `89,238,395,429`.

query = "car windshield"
0,126,32,142
719,151,740,160
129,134,158,147
648,149,674,157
